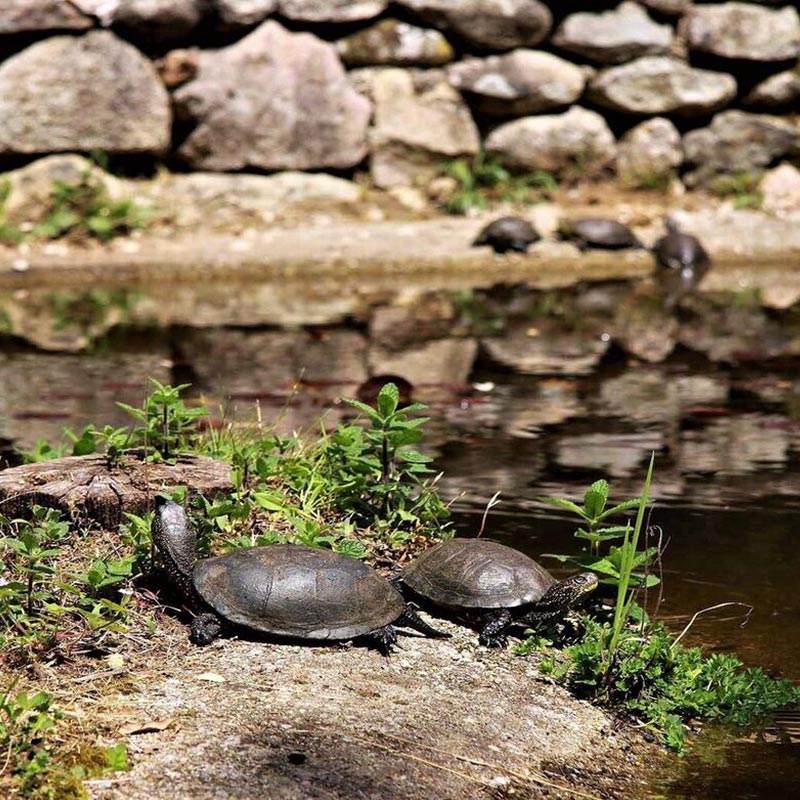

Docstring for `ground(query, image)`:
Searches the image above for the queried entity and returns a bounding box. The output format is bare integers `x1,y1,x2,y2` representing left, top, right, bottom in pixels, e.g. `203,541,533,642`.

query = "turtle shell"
563,218,640,248
193,543,404,640
402,539,556,609
473,216,540,253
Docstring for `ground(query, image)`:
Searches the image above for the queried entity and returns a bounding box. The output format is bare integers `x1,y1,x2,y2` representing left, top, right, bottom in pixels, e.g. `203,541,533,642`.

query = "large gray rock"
446,50,587,116
213,0,277,29
108,0,206,46
141,171,362,230
683,110,800,186
365,68,480,188
760,163,800,215
0,0,92,33
395,0,552,52
682,3,800,62
617,117,683,187
639,0,690,16
588,56,737,116
743,71,800,110
174,21,371,171
485,106,616,177
552,2,673,65
0,31,170,155
277,0,387,22
337,19,454,67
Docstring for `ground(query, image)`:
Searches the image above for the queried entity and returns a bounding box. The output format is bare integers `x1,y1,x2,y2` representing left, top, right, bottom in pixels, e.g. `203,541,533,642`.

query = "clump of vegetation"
0,682,131,799
439,150,556,215
195,381,450,560
0,505,141,665
0,156,149,246
707,171,764,210
518,456,800,751
32,172,147,242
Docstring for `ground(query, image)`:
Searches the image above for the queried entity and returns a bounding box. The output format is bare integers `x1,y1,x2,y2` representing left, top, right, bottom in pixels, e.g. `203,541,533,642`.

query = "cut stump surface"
0,453,232,528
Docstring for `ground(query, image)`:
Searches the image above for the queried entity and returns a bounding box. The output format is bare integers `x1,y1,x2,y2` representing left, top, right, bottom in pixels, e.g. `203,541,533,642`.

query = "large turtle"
401,538,598,647
653,216,711,308
472,216,541,254
152,498,447,651
558,218,642,251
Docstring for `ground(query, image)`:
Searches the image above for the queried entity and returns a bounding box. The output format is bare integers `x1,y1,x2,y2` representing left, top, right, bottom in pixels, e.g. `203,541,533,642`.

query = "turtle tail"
397,605,450,639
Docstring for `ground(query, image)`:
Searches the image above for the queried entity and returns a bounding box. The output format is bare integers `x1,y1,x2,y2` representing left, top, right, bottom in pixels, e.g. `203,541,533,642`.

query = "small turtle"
653,217,711,308
558,218,643,251
152,498,447,651
472,216,540,254
401,538,598,648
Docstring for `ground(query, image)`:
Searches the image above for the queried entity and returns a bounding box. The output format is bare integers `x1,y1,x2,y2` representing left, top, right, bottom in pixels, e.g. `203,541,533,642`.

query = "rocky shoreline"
69,614,661,800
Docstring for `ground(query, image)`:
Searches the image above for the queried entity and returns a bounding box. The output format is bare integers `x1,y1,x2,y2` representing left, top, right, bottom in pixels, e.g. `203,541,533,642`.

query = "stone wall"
2,1,800,190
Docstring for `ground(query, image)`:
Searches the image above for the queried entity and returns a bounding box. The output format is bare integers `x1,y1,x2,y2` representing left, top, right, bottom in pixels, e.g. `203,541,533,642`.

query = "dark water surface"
2,321,800,797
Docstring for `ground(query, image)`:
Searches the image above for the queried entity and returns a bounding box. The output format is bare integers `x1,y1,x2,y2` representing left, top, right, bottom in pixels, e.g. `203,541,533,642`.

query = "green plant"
32,166,148,242
440,151,556,215
533,619,800,752
0,507,141,662
330,382,451,539
117,379,208,461
618,168,673,193
538,466,659,591
707,171,763,210
0,178,23,245
0,684,63,795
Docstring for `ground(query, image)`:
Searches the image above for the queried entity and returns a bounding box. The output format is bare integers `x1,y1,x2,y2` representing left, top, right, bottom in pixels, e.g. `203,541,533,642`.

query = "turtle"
652,216,712,308
558,218,643,251
152,497,448,652
472,216,540,254
400,538,598,648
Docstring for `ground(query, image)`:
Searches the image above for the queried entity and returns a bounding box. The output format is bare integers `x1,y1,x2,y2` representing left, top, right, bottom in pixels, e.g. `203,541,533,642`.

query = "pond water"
1,281,799,798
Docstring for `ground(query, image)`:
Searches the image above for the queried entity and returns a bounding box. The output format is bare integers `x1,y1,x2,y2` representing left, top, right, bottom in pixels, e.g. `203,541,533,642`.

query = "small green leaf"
377,382,399,419
538,496,589,519
583,480,609,520
597,498,644,521
104,743,131,772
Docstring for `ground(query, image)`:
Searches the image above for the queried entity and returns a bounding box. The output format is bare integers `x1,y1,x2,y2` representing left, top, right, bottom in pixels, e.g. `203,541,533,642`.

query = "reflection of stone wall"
3,2,800,189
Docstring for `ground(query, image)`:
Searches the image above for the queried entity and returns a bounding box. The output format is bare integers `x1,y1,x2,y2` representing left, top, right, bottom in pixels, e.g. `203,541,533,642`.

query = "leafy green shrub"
534,619,800,752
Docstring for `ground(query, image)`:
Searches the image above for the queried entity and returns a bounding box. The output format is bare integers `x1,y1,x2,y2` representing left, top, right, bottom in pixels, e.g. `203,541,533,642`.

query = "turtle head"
664,215,681,235
560,571,599,604
536,571,599,615
152,497,197,585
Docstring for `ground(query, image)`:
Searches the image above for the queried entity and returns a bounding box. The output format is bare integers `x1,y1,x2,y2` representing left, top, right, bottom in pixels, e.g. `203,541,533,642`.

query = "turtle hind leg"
478,608,513,648
364,625,398,656
396,605,450,639
190,612,223,645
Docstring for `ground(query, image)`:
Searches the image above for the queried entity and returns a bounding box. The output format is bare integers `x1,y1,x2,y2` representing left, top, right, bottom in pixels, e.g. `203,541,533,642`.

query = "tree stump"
0,453,233,529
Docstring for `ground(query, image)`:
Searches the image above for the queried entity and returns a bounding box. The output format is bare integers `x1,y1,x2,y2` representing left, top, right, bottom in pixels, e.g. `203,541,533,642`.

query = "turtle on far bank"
152,497,448,652
472,216,541,254
652,216,712,308
400,538,598,648
558,218,643,251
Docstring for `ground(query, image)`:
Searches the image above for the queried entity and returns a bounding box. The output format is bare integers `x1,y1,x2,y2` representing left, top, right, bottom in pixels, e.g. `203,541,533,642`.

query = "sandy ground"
49,614,660,800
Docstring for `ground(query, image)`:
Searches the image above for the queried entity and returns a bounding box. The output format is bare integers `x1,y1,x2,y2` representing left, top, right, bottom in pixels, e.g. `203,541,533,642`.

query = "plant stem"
606,452,655,663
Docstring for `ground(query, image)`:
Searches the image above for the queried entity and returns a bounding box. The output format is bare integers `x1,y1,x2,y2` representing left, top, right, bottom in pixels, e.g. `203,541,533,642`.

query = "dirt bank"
59,615,658,800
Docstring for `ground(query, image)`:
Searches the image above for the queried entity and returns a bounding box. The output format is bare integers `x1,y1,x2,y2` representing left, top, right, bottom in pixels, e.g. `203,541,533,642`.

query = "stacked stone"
1,1,799,190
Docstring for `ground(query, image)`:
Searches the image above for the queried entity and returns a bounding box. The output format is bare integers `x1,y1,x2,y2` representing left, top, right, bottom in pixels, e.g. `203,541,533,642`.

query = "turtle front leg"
396,605,451,639
364,625,398,656
478,609,513,648
190,612,224,645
